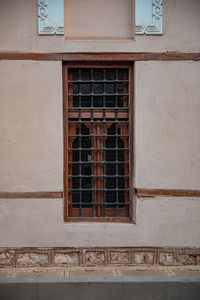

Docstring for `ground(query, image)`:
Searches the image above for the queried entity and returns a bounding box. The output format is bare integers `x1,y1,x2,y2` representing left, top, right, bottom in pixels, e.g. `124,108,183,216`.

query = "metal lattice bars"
67,67,130,218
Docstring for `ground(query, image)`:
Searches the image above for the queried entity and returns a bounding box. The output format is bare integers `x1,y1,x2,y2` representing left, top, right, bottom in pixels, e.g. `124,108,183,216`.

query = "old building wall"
135,61,200,190
0,0,199,53
0,197,200,248
0,60,199,248
0,61,63,192
64,0,134,39
0,0,200,254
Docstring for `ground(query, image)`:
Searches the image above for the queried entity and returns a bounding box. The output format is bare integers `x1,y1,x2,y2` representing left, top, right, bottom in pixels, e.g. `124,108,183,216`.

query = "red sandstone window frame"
63,62,134,222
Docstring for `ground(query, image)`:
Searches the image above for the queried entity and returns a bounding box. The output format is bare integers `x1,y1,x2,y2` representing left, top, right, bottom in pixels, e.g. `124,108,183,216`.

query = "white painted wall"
135,61,200,190
1,61,200,193
0,60,200,247
0,197,200,247
0,61,63,192
0,0,200,248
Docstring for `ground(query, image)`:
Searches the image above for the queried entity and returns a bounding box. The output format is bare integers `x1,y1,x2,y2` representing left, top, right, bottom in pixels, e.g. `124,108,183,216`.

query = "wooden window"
63,64,133,222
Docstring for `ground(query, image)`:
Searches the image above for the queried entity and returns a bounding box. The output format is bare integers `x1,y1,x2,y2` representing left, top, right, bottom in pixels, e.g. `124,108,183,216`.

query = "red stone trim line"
0,189,200,199
0,192,63,199
136,189,200,198
0,52,200,61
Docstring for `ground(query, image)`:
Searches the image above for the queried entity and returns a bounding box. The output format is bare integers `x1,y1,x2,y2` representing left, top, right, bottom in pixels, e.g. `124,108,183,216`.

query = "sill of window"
64,37,135,42
64,217,132,223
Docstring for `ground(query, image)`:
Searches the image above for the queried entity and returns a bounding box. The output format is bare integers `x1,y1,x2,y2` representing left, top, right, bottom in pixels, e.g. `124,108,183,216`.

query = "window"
63,64,133,222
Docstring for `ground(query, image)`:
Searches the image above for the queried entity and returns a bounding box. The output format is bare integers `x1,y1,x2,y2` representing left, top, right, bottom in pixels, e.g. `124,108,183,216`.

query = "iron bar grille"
66,67,130,218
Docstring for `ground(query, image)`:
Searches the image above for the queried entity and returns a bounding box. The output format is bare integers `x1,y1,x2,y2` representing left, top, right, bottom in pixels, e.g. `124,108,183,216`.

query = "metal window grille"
64,66,133,221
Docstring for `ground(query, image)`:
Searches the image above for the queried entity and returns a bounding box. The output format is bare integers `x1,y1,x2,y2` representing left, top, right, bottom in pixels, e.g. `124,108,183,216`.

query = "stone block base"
0,247,200,268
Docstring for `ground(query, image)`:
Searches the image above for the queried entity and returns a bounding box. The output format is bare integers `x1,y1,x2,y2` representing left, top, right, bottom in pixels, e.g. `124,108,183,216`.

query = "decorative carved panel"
38,0,64,35
135,0,163,35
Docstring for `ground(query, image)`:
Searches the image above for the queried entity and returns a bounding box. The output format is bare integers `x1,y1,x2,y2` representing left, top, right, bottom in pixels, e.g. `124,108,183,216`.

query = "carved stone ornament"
135,0,162,35
38,0,64,35
37,0,162,36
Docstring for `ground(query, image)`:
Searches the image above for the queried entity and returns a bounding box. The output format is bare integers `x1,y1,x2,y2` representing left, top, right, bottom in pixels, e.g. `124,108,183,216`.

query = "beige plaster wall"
0,60,63,192
0,0,200,53
65,0,133,39
1,61,199,193
0,197,200,247
0,58,200,247
135,61,200,190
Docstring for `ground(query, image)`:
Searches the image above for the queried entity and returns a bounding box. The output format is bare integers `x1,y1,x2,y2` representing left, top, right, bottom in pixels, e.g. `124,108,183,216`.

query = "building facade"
0,0,200,268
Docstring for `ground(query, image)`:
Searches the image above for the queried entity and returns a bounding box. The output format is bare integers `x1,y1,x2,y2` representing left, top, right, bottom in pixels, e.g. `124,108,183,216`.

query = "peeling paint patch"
177,254,196,265
85,251,105,265
16,252,49,267
133,251,155,265
53,252,79,265
0,247,199,268
159,252,174,266
109,251,130,264
0,251,15,267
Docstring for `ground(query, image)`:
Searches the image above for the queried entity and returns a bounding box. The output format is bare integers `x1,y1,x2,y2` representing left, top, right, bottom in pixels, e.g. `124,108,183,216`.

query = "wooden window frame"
63,62,134,222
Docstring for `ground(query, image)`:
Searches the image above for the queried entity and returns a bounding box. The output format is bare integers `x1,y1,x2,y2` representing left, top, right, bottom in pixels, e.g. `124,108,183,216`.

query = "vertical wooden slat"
128,64,134,221
63,64,68,220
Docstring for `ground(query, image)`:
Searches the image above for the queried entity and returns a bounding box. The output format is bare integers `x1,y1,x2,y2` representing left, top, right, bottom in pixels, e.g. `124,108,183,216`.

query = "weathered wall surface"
0,0,200,249
0,60,200,247
65,0,134,39
0,197,200,247
135,61,200,190
1,61,200,193
0,61,63,192
0,0,200,52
